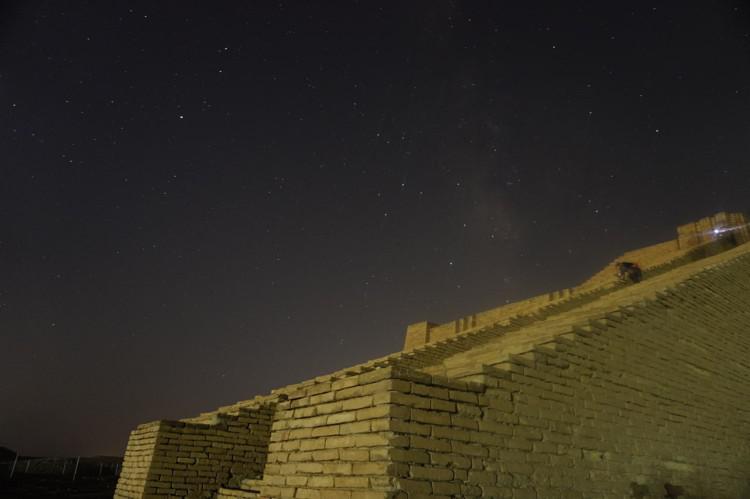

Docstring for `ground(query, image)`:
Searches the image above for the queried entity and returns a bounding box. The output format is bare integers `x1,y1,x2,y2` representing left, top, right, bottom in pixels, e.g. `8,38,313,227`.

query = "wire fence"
0,455,121,481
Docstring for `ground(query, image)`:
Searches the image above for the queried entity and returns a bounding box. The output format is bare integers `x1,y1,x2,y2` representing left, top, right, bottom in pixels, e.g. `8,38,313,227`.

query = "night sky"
2,1,750,457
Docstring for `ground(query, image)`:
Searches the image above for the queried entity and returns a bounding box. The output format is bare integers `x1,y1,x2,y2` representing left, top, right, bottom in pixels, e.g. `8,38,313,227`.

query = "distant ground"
0,455,121,498
0,474,116,498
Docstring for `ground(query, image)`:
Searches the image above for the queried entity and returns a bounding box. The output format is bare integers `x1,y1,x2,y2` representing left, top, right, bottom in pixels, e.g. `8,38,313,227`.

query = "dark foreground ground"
0,474,116,498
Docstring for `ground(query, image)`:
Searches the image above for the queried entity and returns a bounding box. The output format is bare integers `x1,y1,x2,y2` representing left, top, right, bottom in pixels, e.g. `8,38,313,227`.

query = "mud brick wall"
385,258,750,498
115,219,750,498
114,405,273,498
115,420,163,498
404,290,576,350
255,367,404,499
384,370,498,498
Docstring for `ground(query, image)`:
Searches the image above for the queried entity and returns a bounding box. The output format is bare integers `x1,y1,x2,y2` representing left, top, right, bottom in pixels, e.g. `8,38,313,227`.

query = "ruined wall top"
403,211,749,350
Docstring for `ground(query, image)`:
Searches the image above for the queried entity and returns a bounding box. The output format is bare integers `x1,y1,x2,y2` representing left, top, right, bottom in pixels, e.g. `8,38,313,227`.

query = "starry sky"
2,1,750,457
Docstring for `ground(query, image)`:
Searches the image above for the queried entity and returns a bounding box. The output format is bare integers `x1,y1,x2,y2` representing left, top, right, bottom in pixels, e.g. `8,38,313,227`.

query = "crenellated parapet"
403,211,749,350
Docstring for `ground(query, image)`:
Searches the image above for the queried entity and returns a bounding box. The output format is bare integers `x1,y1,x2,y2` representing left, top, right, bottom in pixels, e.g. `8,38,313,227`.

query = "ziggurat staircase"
115,212,750,499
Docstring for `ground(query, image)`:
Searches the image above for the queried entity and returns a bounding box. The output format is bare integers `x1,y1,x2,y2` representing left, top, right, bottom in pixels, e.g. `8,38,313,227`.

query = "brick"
340,449,370,461
311,449,339,461
410,465,453,481
389,448,430,464
341,396,374,411
396,479,431,494
324,436,355,448
295,462,323,474
411,409,451,426
353,433,390,447
334,476,369,488
327,412,356,424
322,462,352,474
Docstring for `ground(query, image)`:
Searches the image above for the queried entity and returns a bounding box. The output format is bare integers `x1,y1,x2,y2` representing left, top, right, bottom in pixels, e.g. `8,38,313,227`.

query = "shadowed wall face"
115,405,273,498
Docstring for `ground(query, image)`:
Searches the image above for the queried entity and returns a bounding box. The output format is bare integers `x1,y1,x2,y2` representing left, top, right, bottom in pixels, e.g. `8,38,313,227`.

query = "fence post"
9,453,18,478
62,459,67,475
24,459,30,473
99,462,103,476
72,456,80,482
115,463,120,476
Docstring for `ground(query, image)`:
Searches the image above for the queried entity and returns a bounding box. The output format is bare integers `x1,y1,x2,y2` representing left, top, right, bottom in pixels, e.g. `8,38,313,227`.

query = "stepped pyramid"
115,212,750,499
